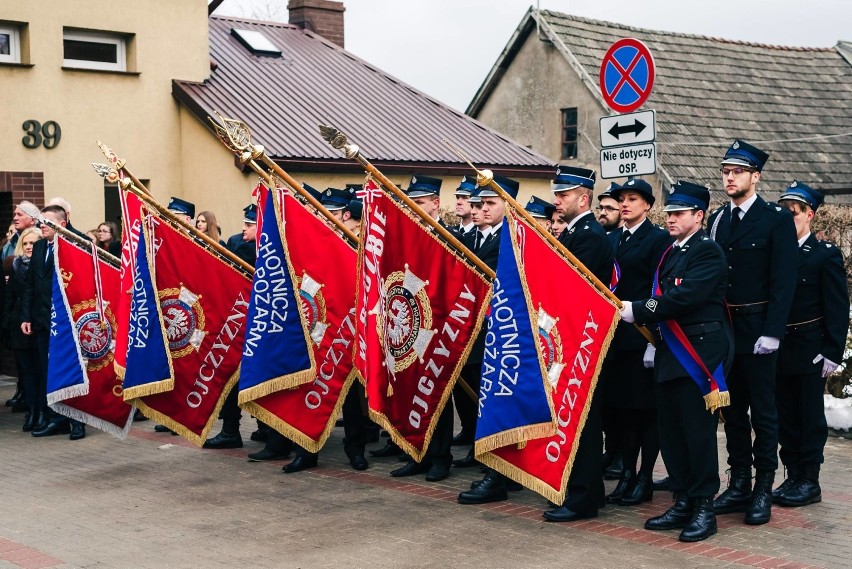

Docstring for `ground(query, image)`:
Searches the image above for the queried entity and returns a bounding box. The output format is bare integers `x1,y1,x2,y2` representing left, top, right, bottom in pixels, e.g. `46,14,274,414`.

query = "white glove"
813,354,839,378
642,343,656,369
620,302,635,324
753,336,780,355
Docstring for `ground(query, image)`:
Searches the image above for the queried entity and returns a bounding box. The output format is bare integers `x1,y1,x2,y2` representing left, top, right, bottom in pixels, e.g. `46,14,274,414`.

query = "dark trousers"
563,392,604,513
452,363,480,437
219,385,242,432
776,371,827,468
16,348,40,408
619,408,659,475
656,377,720,499
723,352,779,472
425,404,454,468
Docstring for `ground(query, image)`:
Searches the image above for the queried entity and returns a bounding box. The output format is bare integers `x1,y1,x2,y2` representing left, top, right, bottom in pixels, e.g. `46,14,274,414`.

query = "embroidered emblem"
297,272,328,345
376,267,435,374
411,176,417,184
628,180,635,186
674,278,683,286
645,299,658,312
733,141,740,149
537,308,565,388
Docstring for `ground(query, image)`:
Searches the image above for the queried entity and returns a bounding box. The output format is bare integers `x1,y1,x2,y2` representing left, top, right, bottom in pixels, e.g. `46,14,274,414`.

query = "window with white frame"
0,25,21,64
63,30,126,71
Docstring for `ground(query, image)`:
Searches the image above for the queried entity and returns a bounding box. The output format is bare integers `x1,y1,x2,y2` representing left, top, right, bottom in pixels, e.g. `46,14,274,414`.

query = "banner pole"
90,158,254,276
207,113,359,246
317,125,495,281
18,208,121,269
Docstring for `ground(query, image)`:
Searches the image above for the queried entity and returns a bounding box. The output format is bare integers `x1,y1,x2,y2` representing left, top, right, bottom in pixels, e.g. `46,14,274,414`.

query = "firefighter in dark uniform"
543,166,613,522
622,180,732,542
707,140,798,525
525,195,556,234
603,179,672,506
773,182,849,507
453,175,477,238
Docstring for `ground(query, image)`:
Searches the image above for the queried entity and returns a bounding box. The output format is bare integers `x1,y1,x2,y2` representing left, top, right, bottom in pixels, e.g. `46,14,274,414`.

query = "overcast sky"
214,0,852,111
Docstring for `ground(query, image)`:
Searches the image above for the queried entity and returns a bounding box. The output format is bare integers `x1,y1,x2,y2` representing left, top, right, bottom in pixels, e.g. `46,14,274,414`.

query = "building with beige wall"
2,1,556,241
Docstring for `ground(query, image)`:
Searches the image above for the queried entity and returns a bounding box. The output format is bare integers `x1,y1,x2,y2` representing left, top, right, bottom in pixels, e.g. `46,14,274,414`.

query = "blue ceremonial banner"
475,220,556,454
238,184,315,403
123,226,173,399
46,249,88,402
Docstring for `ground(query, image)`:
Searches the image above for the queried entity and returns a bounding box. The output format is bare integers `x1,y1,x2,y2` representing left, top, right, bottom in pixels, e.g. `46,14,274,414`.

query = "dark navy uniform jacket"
461,224,501,365
226,233,257,267
706,196,798,353
558,212,613,284
778,234,850,375
608,219,672,352
631,230,732,384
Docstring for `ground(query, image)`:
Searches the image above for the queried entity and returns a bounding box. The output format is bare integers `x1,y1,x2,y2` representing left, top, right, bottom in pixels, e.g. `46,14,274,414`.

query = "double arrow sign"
599,109,655,148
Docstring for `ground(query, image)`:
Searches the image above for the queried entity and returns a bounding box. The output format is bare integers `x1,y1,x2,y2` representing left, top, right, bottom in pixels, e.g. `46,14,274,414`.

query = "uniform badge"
627,180,635,186
645,299,658,312
791,181,798,187
297,272,328,345
376,267,435,374
160,285,206,357
732,141,740,149
537,307,565,387
668,185,675,194
674,278,683,286
411,176,417,184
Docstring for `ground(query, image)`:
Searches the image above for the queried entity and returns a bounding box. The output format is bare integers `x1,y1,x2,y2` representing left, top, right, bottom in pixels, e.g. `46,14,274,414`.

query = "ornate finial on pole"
319,125,360,159
97,140,126,169
91,162,131,189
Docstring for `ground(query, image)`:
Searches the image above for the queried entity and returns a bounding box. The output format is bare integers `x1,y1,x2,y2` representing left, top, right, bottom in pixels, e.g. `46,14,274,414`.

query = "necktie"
46,242,54,265
619,229,630,247
730,207,742,234
474,231,484,251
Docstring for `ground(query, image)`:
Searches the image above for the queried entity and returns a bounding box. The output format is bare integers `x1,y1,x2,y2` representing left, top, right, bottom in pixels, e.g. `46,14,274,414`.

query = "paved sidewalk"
1,380,850,569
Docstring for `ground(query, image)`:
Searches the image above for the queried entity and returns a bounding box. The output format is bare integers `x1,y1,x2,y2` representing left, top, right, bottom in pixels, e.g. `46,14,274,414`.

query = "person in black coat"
622,180,731,542
602,179,673,507
773,182,849,507
706,141,798,525
21,205,86,440
544,166,613,522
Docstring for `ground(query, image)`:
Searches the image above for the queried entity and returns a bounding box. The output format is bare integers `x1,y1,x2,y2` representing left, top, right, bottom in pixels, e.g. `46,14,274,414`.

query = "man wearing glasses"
597,183,623,233
706,140,797,526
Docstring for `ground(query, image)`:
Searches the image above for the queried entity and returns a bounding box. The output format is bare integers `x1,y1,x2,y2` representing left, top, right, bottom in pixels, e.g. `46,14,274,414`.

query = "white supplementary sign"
599,110,656,148
600,143,657,179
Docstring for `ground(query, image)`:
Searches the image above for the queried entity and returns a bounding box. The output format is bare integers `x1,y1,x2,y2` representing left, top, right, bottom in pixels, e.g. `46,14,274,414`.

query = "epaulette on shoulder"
765,201,785,214
823,242,834,249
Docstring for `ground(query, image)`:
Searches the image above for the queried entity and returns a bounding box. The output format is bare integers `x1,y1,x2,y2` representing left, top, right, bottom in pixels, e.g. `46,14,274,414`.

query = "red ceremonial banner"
133,215,253,445
114,189,143,376
50,235,133,437
356,178,491,461
480,210,619,504
243,189,359,452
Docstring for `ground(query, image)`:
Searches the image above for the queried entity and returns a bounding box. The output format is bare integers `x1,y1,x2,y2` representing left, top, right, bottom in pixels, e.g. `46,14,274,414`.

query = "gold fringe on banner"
704,389,731,413
132,368,241,447
241,371,358,454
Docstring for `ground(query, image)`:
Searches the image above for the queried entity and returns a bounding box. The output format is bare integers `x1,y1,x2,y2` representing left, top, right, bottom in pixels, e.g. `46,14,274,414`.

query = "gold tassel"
387,383,393,397
517,441,527,450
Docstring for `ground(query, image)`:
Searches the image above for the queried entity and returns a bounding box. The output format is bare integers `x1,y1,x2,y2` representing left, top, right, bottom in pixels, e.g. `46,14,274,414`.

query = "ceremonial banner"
123,222,172,398
474,220,556,454
47,234,133,438
114,189,144,377
356,178,491,460
243,189,359,452
478,210,619,504
130,215,253,445
239,184,315,403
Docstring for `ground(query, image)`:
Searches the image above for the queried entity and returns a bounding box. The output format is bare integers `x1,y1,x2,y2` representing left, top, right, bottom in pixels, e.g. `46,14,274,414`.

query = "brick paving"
1,379,850,569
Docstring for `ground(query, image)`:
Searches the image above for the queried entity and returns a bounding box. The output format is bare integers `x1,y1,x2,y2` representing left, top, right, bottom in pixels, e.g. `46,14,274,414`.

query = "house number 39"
22,120,62,149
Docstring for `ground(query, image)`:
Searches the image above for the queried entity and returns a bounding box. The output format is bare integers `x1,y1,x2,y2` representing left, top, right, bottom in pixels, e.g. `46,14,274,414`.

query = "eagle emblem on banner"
297,272,329,345
72,300,117,372
377,267,436,375
159,285,206,357
537,307,565,387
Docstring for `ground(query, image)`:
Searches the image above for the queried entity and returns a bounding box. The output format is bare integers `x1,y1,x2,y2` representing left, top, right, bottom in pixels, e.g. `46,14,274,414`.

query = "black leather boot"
679,497,717,542
605,469,634,504
603,454,624,480
777,464,821,507
652,476,671,491
744,470,774,525
620,471,653,506
22,406,38,432
203,426,243,449
458,471,508,504
283,451,319,473
645,492,692,530
713,466,752,514
32,406,50,432
771,464,801,503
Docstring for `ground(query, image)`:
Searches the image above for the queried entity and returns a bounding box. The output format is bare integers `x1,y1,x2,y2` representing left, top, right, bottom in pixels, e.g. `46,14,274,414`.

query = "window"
0,25,21,64
63,30,126,71
231,28,281,57
561,108,578,159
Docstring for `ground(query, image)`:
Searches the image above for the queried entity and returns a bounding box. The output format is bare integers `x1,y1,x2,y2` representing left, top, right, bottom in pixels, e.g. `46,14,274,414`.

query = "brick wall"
288,0,345,48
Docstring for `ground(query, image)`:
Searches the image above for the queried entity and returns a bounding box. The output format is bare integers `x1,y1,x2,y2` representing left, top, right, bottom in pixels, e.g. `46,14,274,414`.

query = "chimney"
288,0,345,48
